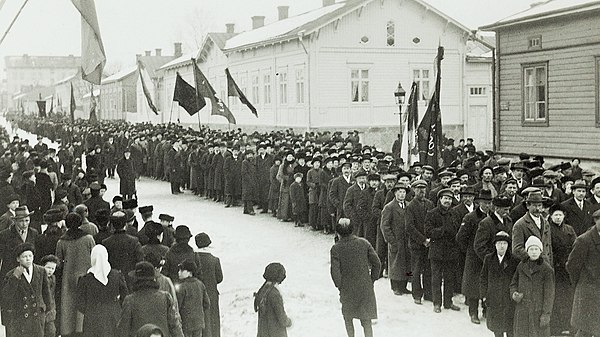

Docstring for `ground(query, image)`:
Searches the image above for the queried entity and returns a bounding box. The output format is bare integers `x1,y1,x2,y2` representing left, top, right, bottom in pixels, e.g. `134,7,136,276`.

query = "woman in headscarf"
55,212,95,337
76,244,129,337
253,262,292,337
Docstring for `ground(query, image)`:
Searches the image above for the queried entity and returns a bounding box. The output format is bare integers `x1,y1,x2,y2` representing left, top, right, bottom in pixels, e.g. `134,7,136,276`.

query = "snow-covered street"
2,119,490,337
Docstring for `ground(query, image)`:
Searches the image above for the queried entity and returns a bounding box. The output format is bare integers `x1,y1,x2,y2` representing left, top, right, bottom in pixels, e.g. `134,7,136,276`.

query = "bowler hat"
591,177,600,189
174,225,192,239
354,170,367,178
134,261,156,281
460,186,476,196
263,262,286,283
391,183,410,193
195,232,212,248
475,190,493,201
525,192,544,203
12,206,34,220
367,173,380,181
492,196,511,208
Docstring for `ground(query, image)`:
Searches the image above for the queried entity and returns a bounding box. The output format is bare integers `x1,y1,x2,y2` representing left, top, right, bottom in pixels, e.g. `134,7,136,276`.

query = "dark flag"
36,100,46,118
225,68,257,117
89,85,98,123
417,46,444,170
70,83,77,122
192,59,236,124
138,60,158,115
173,73,203,116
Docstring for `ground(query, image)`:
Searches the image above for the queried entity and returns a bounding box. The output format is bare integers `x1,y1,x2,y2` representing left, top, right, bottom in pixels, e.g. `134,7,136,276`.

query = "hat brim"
12,211,34,219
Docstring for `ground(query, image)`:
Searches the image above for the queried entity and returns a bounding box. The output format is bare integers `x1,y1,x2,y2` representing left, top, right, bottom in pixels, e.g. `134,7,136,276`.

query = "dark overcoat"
268,164,281,202
306,167,321,205
455,207,487,298
162,242,195,281
328,175,352,219
510,259,555,337
405,197,434,251
424,206,460,261
0,226,39,286
480,252,519,333
75,270,129,337
330,235,381,319
102,230,144,277
512,213,553,266
223,151,242,196
473,213,513,261
241,158,258,201
117,157,136,196
2,264,51,337
289,181,307,215
195,252,223,337
212,152,224,191
255,283,291,337
380,200,410,281
560,197,593,236
566,227,600,335
549,220,576,335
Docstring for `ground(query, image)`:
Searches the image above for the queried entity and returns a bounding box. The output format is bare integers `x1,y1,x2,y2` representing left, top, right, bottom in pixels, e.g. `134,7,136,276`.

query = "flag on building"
225,68,258,117
89,85,97,123
137,60,158,115
173,73,203,116
192,59,236,124
71,0,106,84
417,46,444,170
70,83,77,122
401,81,419,165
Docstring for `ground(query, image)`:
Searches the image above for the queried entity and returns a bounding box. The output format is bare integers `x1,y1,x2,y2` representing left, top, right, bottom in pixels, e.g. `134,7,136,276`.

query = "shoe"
248,211,256,216
413,299,422,305
470,315,480,324
297,224,305,227
225,204,231,208
433,306,442,313
393,290,403,296
444,304,460,311
400,288,412,295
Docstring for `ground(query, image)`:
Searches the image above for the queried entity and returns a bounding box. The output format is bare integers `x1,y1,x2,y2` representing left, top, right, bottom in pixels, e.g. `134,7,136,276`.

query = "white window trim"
278,67,288,105
263,68,272,105
410,65,433,103
521,62,548,126
295,65,306,105
349,67,370,104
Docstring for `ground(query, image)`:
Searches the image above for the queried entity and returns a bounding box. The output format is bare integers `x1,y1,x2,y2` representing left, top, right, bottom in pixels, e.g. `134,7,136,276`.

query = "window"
263,72,272,104
295,66,305,104
386,21,395,46
528,36,542,50
279,68,288,104
522,62,548,125
351,69,369,103
413,69,431,101
469,87,486,96
251,73,260,105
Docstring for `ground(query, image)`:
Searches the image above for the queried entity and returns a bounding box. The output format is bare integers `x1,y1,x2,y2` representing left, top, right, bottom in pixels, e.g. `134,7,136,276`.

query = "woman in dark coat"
194,233,224,337
548,204,576,336
254,262,292,337
76,245,128,337
116,149,136,200
268,158,281,215
276,153,296,221
330,218,381,337
480,232,519,337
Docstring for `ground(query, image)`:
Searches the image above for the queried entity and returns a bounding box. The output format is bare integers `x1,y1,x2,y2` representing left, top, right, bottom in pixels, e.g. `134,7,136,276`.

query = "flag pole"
169,101,174,123
0,0,30,47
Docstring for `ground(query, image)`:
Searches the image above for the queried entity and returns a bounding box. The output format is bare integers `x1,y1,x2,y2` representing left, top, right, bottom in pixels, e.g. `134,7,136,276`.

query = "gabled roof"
197,32,238,63
137,55,176,78
480,0,600,30
102,65,137,84
159,50,198,71
224,0,472,52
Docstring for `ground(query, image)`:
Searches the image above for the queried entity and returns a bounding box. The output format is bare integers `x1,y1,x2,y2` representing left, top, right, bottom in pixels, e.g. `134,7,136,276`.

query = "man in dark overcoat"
371,173,396,278
0,206,39,289
306,157,322,230
329,162,353,223
560,179,593,235
212,144,225,202
451,184,476,296
425,188,461,313
566,209,600,337
241,150,258,215
512,191,553,265
255,144,273,212
343,170,368,236
116,149,136,200
102,211,143,281
380,183,411,295
330,218,380,337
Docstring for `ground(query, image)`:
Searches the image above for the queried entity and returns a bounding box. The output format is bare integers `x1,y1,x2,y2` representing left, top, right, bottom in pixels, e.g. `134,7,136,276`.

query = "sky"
0,0,534,80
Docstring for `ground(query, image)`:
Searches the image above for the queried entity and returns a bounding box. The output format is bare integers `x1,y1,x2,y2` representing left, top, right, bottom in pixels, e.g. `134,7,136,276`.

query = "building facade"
482,0,600,160
99,66,137,121
4,55,80,96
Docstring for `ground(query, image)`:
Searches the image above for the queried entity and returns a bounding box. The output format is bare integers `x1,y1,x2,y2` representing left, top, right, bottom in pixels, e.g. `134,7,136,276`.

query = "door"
466,86,492,150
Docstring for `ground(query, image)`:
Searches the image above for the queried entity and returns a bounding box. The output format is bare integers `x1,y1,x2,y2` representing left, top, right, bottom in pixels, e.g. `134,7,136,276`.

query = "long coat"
223,152,242,197
510,259,555,337
212,152,224,191
512,213,553,266
76,270,129,337
0,226,39,285
195,251,223,337
306,167,321,205
560,197,593,236
103,230,144,278
162,242,195,281
255,283,291,337
380,200,410,281
2,264,52,337
328,175,353,220
117,157,136,196
455,207,487,298
55,229,96,335
268,164,281,202
566,227,600,335
405,197,435,251
424,206,460,261
289,181,307,216
241,158,258,201
330,235,381,319
474,213,513,261
480,252,519,333
176,277,210,332
549,220,576,334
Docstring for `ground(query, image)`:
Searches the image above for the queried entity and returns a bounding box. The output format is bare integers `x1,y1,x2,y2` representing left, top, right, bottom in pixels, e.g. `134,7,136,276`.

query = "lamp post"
394,81,407,137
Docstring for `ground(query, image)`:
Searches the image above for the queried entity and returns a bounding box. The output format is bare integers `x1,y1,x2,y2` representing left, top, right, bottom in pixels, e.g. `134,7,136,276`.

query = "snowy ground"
1,118,491,337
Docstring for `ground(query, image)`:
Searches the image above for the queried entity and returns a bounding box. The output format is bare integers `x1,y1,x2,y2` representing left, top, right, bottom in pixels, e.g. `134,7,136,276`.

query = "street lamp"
394,81,407,138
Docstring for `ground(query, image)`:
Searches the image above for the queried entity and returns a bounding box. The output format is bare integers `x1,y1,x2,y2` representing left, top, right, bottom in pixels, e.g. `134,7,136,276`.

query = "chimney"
155,48,162,56
323,0,335,6
252,16,265,29
174,42,182,57
277,6,289,20
226,23,235,34
144,50,151,56
136,54,142,61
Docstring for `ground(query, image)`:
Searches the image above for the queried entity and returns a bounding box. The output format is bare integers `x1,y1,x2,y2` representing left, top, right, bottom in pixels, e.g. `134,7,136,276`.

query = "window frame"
521,61,549,127
295,65,306,105
350,68,370,104
386,20,395,47
278,67,288,105
527,35,542,50
263,69,272,105
411,67,432,104
251,71,260,105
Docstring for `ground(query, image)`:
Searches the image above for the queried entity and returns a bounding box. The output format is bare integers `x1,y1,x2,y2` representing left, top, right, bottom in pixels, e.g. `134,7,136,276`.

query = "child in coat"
289,173,307,227
176,259,210,337
254,262,292,337
41,254,59,337
480,232,519,337
510,236,555,337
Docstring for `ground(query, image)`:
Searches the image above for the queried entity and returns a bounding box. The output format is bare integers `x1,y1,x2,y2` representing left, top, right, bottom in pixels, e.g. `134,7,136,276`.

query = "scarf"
88,245,111,285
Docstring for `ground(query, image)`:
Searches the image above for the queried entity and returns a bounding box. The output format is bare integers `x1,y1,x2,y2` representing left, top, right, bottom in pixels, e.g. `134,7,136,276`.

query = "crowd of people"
0,115,599,337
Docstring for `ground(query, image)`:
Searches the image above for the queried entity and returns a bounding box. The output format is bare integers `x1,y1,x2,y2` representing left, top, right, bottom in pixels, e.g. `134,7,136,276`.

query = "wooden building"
481,0,600,160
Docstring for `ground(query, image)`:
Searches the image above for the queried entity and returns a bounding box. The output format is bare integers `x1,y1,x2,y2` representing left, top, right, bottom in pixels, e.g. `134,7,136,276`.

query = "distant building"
160,0,493,149
4,54,80,95
99,65,137,121
481,0,600,160
53,70,94,120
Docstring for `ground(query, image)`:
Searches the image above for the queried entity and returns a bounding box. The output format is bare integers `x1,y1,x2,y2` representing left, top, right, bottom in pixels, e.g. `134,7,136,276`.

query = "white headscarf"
88,245,111,286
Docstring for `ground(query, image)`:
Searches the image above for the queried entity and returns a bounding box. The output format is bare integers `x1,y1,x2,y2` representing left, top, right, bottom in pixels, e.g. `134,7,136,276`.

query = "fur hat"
525,236,543,252
134,261,155,281
174,225,192,239
263,262,286,283
195,232,212,248
43,208,64,224
14,242,35,258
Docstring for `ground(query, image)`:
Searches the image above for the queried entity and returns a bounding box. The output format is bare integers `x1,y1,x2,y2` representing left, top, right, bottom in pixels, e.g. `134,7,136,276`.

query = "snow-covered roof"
481,0,600,29
224,0,472,52
159,50,198,70
54,72,78,85
102,65,137,84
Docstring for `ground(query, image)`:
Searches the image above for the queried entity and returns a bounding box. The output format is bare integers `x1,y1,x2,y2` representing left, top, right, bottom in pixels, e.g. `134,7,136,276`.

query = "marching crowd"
0,115,599,337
